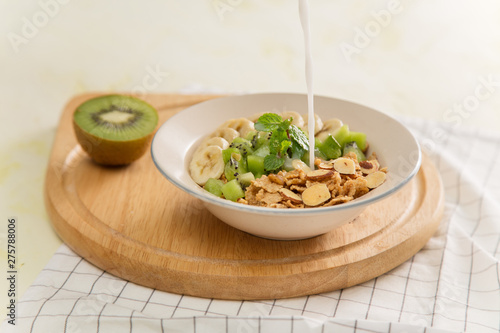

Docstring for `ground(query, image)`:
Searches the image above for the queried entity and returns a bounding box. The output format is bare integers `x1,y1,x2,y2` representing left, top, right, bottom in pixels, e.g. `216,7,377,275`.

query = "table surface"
1,0,500,317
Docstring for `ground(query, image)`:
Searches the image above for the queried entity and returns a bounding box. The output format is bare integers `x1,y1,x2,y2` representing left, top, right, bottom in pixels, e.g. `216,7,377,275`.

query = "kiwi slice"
73,95,159,166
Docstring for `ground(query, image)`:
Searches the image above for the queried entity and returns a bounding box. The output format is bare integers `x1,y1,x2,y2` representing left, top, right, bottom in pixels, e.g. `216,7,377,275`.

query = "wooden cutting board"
44,93,444,300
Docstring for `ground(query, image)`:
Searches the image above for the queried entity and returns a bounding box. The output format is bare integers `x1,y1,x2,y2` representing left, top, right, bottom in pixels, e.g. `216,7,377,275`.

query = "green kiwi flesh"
73,95,159,165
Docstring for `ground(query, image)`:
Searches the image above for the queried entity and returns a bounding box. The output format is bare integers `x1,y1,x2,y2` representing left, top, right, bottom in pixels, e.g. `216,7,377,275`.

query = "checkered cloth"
3,117,499,333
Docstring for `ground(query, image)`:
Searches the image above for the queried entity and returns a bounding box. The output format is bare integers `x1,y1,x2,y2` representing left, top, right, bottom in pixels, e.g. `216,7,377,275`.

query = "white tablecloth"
3,116,499,333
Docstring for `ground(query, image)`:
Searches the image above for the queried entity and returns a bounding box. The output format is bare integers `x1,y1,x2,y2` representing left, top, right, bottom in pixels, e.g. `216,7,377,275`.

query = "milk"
298,0,316,169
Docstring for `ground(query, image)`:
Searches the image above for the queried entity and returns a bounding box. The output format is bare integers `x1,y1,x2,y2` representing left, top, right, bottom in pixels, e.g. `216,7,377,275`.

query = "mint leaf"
254,113,283,132
279,140,292,156
289,125,309,150
278,119,291,131
268,129,287,154
264,154,284,171
253,113,312,173
291,143,306,160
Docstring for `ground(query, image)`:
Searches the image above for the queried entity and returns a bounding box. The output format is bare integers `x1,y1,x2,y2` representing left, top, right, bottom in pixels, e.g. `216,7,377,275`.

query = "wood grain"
44,93,444,300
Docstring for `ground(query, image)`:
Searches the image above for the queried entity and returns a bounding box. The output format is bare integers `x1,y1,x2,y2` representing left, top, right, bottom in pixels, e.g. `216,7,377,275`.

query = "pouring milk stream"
298,0,316,169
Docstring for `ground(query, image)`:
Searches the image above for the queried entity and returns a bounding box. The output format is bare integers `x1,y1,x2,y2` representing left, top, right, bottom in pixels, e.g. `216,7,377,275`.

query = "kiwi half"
73,95,159,166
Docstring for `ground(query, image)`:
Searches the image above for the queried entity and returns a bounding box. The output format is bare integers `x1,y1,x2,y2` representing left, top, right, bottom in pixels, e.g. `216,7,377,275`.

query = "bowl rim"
151,92,422,216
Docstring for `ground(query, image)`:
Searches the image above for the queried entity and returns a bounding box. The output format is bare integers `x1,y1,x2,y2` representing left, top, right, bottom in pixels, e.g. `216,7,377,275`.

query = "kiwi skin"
72,95,159,166
73,125,156,165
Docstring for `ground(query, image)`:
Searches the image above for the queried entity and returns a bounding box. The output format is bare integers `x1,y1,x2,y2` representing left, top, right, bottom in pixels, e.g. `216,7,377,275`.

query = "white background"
1,0,500,305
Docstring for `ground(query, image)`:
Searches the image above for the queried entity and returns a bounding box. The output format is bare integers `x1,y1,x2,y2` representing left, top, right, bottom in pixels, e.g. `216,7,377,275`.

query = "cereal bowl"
151,93,421,240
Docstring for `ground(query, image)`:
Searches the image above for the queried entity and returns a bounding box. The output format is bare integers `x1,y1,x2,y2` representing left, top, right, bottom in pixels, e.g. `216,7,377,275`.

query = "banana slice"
217,118,255,138
208,128,240,143
189,145,225,186
316,118,343,142
196,137,229,151
247,111,267,122
302,113,324,135
280,111,305,128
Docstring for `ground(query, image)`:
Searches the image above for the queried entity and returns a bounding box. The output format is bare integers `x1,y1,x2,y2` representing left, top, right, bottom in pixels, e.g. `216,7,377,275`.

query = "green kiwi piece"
236,172,255,188
222,148,241,164
347,131,368,152
204,178,224,197
247,154,265,178
318,135,342,160
73,95,159,165
221,179,245,202
224,156,248,181
343,141,366,161
229,137,254,156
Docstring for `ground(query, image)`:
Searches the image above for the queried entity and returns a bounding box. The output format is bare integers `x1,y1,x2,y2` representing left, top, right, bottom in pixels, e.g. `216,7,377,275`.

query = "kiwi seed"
73,94,159,166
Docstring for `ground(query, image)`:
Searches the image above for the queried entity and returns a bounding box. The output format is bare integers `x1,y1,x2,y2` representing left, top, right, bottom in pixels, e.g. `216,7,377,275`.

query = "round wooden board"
44,93,444,300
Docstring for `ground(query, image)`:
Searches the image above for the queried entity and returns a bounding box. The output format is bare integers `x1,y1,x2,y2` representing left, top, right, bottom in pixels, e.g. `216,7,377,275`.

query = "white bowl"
151,93,421,240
